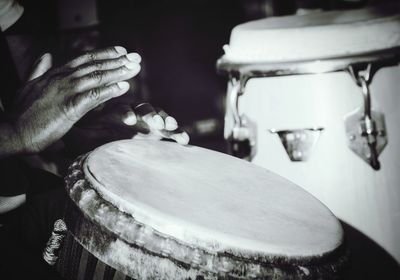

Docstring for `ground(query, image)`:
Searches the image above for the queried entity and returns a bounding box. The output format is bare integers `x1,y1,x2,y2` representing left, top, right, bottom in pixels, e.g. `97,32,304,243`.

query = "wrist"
0,121,26,158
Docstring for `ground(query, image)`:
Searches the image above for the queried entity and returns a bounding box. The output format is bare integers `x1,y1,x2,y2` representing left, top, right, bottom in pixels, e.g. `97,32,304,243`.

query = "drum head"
222,3,400,63
83,139,343,259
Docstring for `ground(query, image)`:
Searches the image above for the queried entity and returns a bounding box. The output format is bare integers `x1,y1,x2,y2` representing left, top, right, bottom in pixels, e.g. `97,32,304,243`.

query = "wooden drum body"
218,4,400,263
56,140,347,279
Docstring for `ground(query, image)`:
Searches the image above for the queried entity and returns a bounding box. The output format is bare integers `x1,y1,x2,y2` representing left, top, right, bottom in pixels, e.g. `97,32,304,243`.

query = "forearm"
0,121,24,158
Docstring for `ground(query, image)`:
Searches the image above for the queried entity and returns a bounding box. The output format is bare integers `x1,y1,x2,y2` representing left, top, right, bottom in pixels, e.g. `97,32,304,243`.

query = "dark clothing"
0,27,64,279
0,170,65,280
0,29,20,109
0,18,55,197
0,193,66,280
0,30,30,197
0,158,29,196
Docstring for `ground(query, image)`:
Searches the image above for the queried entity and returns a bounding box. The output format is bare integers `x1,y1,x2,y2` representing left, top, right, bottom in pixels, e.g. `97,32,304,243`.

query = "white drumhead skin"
223,4,400,63
83,139,343,258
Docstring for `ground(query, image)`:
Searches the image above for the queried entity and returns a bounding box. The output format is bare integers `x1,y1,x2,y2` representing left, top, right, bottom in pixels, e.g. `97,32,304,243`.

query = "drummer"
0,1,188,277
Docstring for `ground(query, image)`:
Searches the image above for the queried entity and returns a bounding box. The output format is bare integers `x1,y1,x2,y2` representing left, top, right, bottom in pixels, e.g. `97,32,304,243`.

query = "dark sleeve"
0,111,29,196
0,30,20,109
0,157,29,196
0,30,29,196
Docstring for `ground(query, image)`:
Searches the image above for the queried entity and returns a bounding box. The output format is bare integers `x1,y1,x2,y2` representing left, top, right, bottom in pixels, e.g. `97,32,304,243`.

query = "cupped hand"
8,46,141,154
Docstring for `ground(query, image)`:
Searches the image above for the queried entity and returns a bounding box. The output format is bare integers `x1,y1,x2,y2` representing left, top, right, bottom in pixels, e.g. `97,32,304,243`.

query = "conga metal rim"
62,153,350,279
216,46,400,80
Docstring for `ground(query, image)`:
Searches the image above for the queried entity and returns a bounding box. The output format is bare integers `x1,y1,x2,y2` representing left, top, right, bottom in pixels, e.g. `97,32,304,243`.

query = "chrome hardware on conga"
55,140,347,279
225,78,256,159
345,64,388,170
270,128,324,161
217,3,400,263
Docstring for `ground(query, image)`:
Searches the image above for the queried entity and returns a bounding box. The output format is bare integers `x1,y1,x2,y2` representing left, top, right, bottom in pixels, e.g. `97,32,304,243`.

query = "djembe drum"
217,3,400,263
52,139,346,279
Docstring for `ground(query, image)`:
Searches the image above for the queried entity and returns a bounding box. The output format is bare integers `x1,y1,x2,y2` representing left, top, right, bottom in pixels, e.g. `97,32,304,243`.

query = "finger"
72,63,140,93
28,53,53,81
66,46,128,68
163,129,190,145
122,110,138,126
70,82,130,120
135,103,165,130
72,52,141,78
154,108,178,131
165,116,178,131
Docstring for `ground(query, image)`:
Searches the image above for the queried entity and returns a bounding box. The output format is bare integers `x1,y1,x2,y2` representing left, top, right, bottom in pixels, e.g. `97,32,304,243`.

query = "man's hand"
7,46,141,154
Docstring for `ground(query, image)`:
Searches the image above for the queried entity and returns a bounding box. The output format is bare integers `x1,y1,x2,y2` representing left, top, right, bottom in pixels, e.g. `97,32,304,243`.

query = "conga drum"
53,139,346,279
217,4,400,263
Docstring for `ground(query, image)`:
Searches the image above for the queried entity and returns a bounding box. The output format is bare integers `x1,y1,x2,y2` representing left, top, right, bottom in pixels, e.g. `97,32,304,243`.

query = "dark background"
2,0,400,279
13,0,371,151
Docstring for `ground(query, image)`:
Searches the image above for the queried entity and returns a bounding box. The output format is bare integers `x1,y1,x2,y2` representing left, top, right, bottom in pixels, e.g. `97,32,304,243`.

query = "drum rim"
216,46,400,79
62,152,349,279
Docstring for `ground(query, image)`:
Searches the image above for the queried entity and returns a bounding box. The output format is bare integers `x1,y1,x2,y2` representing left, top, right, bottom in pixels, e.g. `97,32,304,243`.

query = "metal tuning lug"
344,108,387,170
270,128,324,162
345,64,387,170
225,78,255,160
227,117,256,160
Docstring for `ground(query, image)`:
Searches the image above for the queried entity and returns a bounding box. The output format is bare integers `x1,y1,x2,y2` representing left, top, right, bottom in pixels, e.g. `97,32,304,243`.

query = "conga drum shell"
218,3,400,264
235,68,400,263
58,140,347,279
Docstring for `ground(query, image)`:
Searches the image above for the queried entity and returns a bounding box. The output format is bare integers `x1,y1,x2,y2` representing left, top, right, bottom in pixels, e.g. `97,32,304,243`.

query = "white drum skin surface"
84,140,342,257
223,5,400,63
61,139,347,279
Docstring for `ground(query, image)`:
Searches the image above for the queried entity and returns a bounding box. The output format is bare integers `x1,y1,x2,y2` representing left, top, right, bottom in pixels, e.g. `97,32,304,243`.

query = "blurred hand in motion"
7,46,141,154
124,103,190,145
64,101,190,156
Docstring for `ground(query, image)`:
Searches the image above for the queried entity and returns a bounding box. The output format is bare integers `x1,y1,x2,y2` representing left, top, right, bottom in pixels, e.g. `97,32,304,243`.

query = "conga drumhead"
82,139,343,259
223,3,400,63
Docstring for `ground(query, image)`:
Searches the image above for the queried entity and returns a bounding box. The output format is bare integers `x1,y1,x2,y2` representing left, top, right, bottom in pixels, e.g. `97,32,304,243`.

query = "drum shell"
226,65,400,263
56,194,132,280
57,196,207,280
56,146,349,280
57,159,213,280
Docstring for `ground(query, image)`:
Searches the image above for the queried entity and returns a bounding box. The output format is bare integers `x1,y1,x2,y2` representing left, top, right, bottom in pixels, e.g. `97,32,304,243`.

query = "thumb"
28,53,53,81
